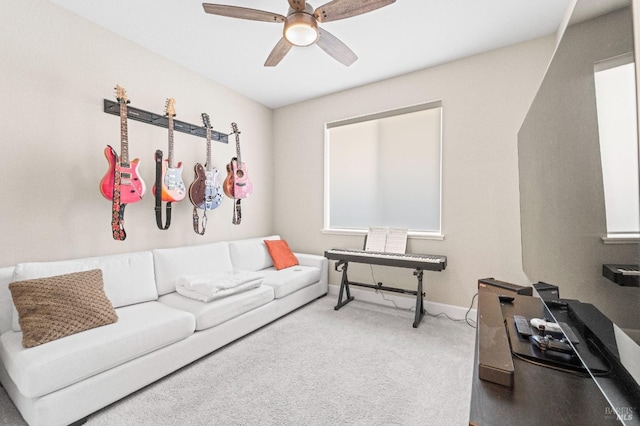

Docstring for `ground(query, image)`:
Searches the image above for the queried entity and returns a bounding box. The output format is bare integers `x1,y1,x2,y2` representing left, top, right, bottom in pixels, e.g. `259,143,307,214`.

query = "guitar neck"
167,115,175,168
234,126,242,167
206,127,212,172
119,100,129,167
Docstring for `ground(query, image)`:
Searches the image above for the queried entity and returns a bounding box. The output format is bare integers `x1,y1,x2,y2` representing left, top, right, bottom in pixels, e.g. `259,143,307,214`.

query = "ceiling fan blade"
315,28,357,66
314,0,395,23
264,37,293,67
287,0,307,12
202,4,285,23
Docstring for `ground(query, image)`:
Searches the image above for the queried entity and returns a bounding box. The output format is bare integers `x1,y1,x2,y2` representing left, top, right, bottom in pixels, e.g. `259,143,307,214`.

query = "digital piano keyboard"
602,264,640,287
324,248,447,271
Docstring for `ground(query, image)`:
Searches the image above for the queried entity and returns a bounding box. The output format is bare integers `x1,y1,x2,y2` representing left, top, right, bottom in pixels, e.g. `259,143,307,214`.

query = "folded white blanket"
175,271,264,302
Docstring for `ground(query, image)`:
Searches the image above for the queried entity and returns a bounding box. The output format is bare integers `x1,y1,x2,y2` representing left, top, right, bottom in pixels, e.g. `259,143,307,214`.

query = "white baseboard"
328,284,477,322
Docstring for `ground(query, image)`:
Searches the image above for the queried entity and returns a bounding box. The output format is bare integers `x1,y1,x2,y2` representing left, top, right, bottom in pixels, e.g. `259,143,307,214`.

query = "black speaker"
477,291,514,387
477,277,533,296
533,281,560,300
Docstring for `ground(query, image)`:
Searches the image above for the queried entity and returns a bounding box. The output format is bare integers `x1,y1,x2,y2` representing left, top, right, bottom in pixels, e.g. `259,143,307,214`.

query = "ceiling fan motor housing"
284,5,319,46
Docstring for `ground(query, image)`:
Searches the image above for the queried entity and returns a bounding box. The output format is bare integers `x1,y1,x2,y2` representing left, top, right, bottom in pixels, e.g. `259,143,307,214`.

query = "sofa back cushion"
11,251,157,331
152,242,233,296
12,251,157,309
229,235,280,272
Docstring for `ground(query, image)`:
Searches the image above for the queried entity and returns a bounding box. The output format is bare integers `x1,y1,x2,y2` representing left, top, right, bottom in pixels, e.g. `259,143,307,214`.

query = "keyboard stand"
333,259,427,328
334,260,355,309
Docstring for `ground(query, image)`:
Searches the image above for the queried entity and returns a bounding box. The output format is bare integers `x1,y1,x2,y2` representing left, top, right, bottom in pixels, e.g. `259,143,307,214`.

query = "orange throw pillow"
264,240,299,270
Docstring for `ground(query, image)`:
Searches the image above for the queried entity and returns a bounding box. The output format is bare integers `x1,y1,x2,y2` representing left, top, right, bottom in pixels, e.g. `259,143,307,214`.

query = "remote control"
530,318,563,334
514,315,532,336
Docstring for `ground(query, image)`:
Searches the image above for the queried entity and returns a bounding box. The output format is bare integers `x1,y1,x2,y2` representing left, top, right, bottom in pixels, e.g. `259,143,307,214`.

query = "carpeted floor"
0,295,476,425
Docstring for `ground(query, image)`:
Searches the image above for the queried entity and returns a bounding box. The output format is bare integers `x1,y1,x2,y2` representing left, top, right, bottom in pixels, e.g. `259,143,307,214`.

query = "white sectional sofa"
0,235,328,426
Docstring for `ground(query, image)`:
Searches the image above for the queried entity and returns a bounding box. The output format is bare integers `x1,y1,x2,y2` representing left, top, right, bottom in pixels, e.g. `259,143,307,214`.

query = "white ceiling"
48,0,627,109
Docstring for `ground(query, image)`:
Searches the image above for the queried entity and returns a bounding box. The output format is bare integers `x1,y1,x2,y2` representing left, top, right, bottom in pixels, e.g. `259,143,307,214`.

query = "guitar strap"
233,199,241,225
154,150,172,230
192,207,207,235
110,147,126,241
228,157,241,225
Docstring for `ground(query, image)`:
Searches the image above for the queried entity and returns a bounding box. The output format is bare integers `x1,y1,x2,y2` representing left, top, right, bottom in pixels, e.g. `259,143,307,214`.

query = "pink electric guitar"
223,122,253,199
100,85,146,204
153,98,186,202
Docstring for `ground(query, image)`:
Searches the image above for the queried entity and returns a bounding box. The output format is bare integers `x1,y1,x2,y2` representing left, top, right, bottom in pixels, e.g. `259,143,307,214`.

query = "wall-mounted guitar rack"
103,99,229,144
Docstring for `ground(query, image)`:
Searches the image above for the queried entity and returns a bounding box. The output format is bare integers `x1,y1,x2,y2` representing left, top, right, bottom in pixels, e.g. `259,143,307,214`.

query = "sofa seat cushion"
0,301,195,399
260,265,321,299
158,285,274,331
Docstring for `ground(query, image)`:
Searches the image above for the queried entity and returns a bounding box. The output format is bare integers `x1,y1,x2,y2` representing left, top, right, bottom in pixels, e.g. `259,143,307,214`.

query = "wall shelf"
103,99,229,144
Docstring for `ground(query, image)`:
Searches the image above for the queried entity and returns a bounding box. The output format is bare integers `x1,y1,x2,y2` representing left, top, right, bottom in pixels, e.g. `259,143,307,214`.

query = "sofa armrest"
0,266,16,334
294,253,324,269
294,253,328,291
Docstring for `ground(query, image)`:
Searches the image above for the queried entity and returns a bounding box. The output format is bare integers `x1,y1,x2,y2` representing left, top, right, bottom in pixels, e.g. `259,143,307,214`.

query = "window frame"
594,53,640,243
322,101,444,240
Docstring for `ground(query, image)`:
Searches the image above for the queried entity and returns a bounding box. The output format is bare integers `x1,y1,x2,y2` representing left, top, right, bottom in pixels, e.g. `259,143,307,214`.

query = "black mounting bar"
103,99,229,144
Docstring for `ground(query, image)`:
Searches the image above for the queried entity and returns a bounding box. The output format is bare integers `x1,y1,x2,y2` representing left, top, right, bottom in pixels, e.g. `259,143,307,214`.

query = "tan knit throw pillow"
9,269,118,348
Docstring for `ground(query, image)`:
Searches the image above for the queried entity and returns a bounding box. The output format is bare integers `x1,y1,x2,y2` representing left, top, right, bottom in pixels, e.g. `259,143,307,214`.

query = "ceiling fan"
202,0,396,67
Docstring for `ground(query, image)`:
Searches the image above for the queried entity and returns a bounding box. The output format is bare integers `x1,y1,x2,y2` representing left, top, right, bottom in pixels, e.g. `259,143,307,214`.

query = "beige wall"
0,1,274,266
273,36,556,309
1,1,558,310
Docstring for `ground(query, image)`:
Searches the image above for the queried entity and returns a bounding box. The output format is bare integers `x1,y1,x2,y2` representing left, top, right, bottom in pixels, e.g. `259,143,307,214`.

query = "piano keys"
324,248,446,271
602,264,640,287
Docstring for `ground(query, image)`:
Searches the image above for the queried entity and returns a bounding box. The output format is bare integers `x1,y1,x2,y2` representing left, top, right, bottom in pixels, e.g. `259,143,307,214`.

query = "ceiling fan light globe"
285,24,318,46
284,13,318,46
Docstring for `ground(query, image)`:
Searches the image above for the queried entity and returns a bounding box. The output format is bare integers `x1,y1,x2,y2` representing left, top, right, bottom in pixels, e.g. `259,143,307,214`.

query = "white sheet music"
364,227,388,252
385,228,408,254
364,227,408,253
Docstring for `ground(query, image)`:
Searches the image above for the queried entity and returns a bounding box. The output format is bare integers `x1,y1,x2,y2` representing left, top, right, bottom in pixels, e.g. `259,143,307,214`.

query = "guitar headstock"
201,113,211,129
115,85,129,104
165,98,176,117
231,122,240,135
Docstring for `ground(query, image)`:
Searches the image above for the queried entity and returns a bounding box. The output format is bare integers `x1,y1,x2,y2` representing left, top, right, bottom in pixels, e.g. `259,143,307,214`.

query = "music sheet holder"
362,227,408,254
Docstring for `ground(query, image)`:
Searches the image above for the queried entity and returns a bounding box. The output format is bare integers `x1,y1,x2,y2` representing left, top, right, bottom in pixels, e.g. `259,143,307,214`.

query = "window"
594,54,639,241
324,101,443,238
